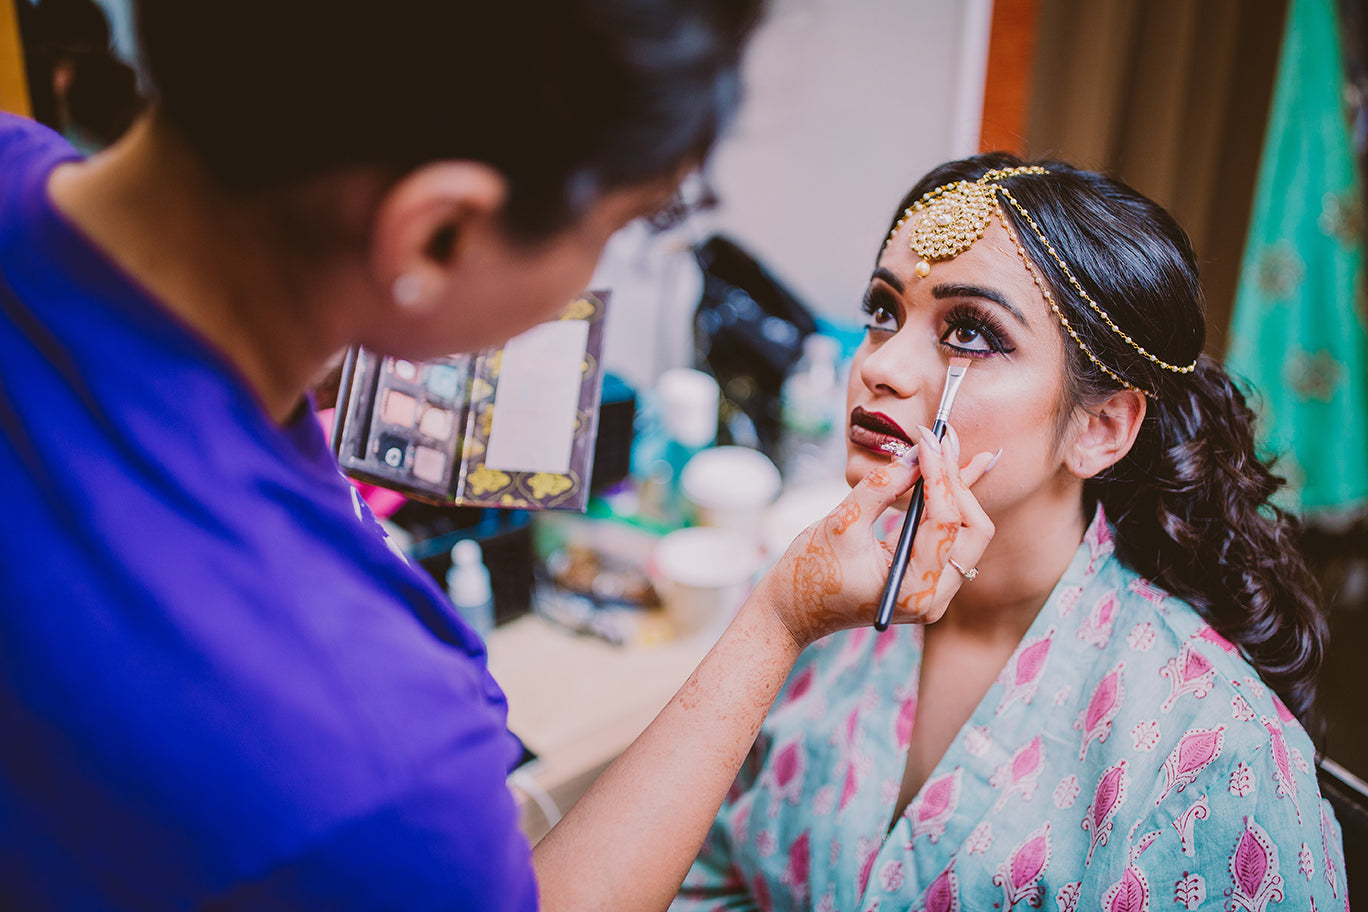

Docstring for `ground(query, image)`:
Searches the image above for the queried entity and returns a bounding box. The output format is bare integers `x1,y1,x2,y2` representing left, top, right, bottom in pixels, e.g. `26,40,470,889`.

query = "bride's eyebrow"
932,282,1028,327
869,267,904,294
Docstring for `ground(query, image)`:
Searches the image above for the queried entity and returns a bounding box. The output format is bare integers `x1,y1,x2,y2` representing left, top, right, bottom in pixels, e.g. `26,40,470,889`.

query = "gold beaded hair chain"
885,166,1198,397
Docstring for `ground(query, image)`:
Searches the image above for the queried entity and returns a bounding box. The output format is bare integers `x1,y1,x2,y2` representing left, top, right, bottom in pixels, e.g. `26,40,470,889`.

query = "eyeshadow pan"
418,405,453,439
424,364,462,401
413,446,447,484
393,359,419,381
378,434,409,469
381,390,417,426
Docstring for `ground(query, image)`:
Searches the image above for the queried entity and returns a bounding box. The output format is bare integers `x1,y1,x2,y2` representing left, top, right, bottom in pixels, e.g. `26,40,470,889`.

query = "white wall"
593,0,993,391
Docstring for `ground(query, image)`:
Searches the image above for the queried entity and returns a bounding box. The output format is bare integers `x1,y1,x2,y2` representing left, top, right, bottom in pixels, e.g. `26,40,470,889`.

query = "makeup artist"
0,1,996,909
673,156,1349,909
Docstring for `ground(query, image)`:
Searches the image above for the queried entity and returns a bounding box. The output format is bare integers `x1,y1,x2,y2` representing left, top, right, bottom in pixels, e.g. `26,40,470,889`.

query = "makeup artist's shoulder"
0,112,68,164
0,114,73,217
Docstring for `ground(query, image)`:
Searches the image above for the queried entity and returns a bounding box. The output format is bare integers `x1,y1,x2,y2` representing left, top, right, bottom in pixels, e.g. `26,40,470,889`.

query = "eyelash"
860,295,1015,357
942,302,1015,357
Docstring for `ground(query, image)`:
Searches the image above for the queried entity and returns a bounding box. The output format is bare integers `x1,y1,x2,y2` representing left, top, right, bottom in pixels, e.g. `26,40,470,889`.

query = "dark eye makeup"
861,288,1017,358
940,302,1016,356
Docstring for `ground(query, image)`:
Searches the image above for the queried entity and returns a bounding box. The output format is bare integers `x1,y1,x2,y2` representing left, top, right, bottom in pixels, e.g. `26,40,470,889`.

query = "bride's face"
845,212,1077,520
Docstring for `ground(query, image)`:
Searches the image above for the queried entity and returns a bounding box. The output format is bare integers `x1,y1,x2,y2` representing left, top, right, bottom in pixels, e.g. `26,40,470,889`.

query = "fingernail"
896,443,920,467
918,426,942,455
944,423,961,464
985,447,1003,473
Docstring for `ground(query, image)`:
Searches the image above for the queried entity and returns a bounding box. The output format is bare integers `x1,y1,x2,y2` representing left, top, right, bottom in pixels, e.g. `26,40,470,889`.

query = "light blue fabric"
674,508,1347,911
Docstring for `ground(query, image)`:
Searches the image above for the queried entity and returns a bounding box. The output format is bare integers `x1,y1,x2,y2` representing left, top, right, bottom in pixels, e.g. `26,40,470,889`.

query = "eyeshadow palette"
331,291,608,511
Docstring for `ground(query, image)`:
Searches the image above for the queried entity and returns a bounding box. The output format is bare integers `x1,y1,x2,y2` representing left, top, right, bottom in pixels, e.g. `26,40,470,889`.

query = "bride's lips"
849,406,913,454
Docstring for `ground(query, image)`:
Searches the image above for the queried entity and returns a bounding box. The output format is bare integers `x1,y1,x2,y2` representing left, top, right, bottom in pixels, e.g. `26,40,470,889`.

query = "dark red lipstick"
849,406,912,453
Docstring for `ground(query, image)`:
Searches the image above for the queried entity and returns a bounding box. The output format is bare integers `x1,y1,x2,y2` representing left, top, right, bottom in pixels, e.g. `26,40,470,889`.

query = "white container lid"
653,526,758,589
679,446,782,510
656,368,719,449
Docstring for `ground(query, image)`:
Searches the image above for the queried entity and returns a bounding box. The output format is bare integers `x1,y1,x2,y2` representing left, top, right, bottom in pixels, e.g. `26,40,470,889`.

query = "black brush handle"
872,419,948,630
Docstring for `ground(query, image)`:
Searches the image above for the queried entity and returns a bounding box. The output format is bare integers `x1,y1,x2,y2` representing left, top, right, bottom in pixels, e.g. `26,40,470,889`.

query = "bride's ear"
1066,389,1146,479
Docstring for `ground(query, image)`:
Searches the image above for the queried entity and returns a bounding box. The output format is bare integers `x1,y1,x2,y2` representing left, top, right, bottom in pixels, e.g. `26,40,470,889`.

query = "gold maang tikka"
885,166,1198,396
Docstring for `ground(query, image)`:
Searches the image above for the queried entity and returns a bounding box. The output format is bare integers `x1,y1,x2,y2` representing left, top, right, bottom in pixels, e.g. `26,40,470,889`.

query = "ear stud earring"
392,273,424,310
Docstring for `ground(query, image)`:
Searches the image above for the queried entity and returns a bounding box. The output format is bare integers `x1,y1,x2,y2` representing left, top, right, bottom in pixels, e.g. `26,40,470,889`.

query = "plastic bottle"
779,333,846,488
635,368,719,527
446,539,495,637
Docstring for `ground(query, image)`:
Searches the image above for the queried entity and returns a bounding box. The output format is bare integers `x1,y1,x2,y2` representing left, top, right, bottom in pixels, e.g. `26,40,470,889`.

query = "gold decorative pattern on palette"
528,473,574,500
562,296,596,321
467,466,511,495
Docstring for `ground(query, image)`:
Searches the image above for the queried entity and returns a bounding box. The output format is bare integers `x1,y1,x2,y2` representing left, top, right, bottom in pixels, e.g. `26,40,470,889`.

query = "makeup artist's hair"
886,153,1328,732
132,0,763,241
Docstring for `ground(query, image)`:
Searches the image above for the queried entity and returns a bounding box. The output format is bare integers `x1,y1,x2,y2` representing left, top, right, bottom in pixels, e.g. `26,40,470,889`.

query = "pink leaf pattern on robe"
1131,829,1161,861
1171,792,1210,857
1173,873,1205,910
991,821,1051,909
1055,881,1082,912
1127,576,1169,607
918,860,960,912
1299,843,1315,880
895,695,917,750
996,629,1054,716
785,665,815,705
990,735,1045,811
1076,590,1119,649
1227,817,1285,912
1229,762,1255,798
878,859,904,892
1100,865,1150,912
1194,624,1238,655
1159,642,1216,712
780,829,810,903
966,822,993,855
874,625,900,662
1082,759,1128,866
1075,663,1126,761
1084,509,1115,571
909,767,962,845
1320,803,1341,899
839,759,860,812
1157,726,1225,804
855,835,878,897
1262,718,1300,820
766,740,806,813
1056,584,1084,618
840,626,871,666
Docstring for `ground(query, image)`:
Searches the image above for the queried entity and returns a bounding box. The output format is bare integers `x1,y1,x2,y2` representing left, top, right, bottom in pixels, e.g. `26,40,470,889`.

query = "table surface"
486,613,717,843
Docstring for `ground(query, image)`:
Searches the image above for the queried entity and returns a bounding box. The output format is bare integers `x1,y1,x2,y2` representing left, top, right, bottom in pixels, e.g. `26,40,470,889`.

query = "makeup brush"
873,357,971,631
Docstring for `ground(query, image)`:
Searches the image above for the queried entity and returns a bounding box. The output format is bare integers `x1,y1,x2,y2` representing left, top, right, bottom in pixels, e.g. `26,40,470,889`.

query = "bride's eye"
941,303,1014,356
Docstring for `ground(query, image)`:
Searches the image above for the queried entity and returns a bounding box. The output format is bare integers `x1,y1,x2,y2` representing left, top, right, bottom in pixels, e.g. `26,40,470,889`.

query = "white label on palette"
484,319,590,474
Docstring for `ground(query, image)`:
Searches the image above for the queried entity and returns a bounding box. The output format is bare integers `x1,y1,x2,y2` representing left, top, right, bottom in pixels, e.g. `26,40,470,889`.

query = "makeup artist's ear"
368,162,509,317
1066,389,1147,479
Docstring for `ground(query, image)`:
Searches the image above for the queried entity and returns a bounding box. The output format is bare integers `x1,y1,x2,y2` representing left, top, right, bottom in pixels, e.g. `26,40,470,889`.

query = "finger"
949,460,995,563
959,447,1002,488
890,428,960,610
915,426,962,534
845,444,923,530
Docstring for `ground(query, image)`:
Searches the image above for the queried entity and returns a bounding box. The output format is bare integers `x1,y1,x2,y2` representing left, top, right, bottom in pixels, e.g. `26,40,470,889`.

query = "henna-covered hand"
754,424,996,649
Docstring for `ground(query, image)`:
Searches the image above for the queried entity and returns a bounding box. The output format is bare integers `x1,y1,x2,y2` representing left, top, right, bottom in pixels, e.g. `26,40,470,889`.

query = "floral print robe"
673,507,1348,911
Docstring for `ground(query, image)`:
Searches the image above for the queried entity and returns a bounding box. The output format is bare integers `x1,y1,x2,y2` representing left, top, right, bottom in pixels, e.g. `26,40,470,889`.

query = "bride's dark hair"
888,153,1327,731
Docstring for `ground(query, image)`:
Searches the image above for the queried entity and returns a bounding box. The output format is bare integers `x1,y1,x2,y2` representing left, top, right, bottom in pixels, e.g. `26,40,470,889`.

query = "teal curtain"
1227,0,1368,520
